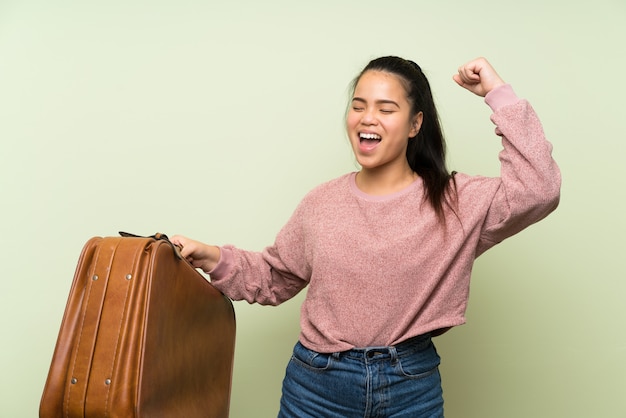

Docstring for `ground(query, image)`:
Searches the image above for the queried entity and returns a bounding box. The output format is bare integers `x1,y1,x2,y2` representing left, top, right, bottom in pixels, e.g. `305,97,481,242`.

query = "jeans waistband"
335,333,432,362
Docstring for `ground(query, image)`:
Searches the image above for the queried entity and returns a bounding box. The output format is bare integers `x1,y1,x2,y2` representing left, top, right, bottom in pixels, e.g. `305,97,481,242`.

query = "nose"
361,109,378,125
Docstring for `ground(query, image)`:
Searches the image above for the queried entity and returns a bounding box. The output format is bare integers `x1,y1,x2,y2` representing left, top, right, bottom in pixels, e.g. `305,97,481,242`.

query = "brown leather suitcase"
40,233,236,418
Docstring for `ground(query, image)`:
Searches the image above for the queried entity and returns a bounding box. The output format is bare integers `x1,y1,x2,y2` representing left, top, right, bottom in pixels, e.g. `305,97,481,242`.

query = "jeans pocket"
290,342,333,372
395,343,441,379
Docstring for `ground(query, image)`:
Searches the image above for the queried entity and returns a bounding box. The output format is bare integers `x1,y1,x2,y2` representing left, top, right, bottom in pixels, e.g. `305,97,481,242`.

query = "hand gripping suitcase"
40,233,236,418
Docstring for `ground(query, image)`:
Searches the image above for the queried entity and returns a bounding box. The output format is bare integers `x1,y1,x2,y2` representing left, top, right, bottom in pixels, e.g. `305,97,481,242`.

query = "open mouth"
359,132,381,148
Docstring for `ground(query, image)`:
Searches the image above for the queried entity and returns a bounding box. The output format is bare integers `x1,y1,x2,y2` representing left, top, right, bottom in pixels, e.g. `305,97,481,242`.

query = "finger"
170,235,191,257
459,64,480,84
456,68,471,85
170,235,183,245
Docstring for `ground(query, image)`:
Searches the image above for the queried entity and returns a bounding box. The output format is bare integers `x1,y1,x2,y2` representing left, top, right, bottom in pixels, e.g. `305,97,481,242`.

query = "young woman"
171,56,561,417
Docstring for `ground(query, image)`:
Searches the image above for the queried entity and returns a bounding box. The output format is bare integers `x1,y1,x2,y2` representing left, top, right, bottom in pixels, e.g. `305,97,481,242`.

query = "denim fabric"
278,334,444,417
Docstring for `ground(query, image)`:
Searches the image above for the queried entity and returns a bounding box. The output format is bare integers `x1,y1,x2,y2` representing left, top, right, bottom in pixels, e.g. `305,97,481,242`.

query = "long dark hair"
351,56,456,219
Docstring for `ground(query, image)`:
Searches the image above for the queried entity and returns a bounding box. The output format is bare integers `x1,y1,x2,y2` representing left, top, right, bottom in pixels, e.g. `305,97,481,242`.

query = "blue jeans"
278,334,444,417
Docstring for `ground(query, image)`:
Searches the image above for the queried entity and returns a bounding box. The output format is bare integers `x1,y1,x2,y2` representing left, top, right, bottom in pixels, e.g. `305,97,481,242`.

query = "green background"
1,1,624,416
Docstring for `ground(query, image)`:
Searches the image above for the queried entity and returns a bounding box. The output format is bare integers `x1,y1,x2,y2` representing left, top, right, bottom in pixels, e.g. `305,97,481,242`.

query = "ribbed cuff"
207,245,234,279
484,84,518,111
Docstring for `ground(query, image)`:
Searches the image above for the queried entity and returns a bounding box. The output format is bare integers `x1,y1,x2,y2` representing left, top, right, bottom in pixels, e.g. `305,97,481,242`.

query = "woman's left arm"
454,58,561,253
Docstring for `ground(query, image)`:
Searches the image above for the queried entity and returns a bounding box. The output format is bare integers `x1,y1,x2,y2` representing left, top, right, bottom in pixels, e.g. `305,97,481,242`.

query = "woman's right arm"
170,198,311,306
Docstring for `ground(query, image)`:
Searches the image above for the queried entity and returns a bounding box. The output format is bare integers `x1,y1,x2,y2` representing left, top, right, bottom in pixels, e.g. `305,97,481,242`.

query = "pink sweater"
209,85,561,353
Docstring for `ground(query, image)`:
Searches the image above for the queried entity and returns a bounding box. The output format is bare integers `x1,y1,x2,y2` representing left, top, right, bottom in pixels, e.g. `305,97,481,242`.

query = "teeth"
359,133,381,140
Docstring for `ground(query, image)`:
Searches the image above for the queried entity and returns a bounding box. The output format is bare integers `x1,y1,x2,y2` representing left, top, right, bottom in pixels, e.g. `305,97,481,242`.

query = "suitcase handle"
118,231,185,260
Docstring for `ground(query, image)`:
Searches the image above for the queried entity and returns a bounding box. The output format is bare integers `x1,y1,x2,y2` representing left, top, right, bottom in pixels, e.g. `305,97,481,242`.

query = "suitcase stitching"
65,242,102,418
66,238,122,417
103,240,144,416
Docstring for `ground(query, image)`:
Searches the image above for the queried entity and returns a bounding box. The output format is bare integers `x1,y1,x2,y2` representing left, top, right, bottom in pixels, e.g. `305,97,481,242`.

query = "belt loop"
389,346,398,364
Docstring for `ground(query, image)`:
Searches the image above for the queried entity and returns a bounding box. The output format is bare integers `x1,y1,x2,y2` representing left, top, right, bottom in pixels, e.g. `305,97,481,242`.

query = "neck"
355,165,418,196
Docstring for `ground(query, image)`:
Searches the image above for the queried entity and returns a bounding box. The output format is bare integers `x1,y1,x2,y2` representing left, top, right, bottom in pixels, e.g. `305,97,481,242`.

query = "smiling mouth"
358,132,381,152
359,132,381,144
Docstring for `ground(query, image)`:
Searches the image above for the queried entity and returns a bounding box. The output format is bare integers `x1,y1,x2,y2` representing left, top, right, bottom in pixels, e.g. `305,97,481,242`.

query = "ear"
409,112,423,138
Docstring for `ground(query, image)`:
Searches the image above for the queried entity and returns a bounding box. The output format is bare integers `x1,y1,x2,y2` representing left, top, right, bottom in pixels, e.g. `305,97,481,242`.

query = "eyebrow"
352,97,400,108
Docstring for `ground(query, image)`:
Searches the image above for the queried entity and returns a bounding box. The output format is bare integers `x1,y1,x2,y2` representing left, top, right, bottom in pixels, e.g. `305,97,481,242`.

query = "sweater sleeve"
206,200,311,306
475,85,561,256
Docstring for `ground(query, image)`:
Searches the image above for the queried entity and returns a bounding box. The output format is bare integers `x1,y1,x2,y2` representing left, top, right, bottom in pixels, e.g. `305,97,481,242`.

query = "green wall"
1,1,624,416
